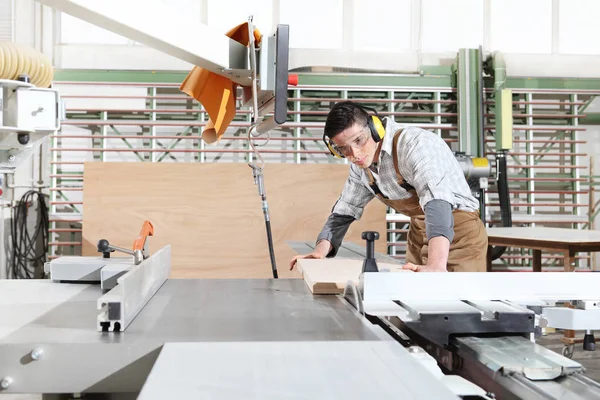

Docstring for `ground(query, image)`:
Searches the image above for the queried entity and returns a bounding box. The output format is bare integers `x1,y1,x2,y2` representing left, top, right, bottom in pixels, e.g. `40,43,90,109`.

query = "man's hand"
289,240,332,270
401,236,450,272
289,252,326,270
402,262,447,272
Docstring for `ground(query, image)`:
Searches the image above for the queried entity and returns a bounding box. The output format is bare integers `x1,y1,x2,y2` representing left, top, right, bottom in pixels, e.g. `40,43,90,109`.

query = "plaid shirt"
329,118,479,220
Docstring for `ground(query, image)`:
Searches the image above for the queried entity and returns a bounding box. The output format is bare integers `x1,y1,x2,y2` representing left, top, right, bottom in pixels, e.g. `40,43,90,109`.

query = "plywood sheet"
81,163,387,279
296,258,410,294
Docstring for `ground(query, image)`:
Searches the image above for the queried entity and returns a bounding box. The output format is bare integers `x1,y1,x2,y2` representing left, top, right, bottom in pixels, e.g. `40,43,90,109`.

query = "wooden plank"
296,258,409,294
82,163,387,279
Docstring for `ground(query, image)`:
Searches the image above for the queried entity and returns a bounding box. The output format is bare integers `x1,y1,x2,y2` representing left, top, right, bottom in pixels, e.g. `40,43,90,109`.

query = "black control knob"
17,133,29,145
361,231,379,273
97,239,113,258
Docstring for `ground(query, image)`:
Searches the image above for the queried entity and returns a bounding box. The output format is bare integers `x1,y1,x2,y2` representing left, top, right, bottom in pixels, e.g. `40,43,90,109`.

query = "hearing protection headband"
323,104,386,159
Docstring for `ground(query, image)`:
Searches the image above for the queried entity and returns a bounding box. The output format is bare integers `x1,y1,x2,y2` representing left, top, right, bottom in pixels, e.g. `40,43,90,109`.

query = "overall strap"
364,167,388,199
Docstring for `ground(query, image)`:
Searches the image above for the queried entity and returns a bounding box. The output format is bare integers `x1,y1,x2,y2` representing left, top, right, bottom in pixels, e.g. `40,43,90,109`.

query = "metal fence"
48,78,596,270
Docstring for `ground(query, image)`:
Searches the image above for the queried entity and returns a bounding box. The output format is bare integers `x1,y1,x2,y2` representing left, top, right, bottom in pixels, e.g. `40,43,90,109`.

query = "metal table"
0,278,459,399
487,227,600,271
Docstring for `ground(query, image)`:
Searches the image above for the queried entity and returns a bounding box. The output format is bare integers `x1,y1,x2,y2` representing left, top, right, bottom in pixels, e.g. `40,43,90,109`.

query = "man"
289,101,488,272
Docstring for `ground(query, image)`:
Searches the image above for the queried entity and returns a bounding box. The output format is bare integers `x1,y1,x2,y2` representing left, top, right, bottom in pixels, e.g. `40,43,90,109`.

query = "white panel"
279,0,343,49
158,0,202,24
55,84,147,110
490,0,552,54
60,13,131,44
0,0,13,41
60,0,202,45
558,0,600,55
56,44,194,70
421,0,483,52
362,271,600,302
207,0,272,36
353,0,411,52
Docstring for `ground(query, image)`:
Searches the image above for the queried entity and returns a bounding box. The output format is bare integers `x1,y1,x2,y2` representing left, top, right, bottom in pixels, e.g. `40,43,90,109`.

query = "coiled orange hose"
0,42,54,87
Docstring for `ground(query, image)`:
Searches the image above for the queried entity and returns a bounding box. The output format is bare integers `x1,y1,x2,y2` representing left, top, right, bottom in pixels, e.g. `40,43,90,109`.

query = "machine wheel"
562,344,574,359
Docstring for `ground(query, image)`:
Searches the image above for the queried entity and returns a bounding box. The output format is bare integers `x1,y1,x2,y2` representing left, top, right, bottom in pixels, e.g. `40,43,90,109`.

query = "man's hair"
324,101,369,139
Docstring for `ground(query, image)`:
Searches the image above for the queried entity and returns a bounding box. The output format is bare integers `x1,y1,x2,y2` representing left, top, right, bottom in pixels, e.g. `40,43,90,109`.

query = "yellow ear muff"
371,116,385,141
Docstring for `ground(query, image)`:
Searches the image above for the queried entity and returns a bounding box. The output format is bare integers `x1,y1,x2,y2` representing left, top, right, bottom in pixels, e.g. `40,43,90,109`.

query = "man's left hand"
402,263,447,272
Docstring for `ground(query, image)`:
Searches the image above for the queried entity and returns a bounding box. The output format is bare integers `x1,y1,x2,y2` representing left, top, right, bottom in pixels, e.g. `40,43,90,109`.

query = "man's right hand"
289,252,326,270
289,240,332,270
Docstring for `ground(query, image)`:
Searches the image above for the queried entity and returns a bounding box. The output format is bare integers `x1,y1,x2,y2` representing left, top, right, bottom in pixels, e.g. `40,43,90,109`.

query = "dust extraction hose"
489,152,512,260
0,42,54,87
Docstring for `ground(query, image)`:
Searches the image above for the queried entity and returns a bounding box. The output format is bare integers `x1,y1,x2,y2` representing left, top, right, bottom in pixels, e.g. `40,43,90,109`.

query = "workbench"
486,227,600,272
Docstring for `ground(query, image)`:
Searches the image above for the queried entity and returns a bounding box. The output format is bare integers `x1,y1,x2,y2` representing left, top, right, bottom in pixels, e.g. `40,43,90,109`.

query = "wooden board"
81,163,387,279
296,258,410,294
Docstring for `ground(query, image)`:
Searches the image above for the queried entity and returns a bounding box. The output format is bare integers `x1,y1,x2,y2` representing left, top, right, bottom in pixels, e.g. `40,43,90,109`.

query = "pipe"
487,50,512,261
5,174,48,189
0,42,54,87
490,152,512,260
492,51,506,92
478,47,486,222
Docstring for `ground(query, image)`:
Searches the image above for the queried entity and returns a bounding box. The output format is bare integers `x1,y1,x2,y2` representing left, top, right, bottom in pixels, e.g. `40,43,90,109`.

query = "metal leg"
562,302,577,356
564,248,576,272
532,249,542,272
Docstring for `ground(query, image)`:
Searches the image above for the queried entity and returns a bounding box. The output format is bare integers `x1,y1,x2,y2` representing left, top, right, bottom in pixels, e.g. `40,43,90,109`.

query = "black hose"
6,190,49,279
264,219,278,279
490,152,512,260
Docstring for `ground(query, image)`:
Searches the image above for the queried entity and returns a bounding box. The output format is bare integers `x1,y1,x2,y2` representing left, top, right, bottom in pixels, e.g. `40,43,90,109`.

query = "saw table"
1,275,469,399
3,240,600,399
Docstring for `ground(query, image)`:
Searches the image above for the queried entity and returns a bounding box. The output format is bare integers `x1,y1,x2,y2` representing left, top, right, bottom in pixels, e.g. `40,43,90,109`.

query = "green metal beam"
54,69,188,83
53,69,600,92
53,69,453,88
505,77,600,91
580,113,600,125
281,73,452,88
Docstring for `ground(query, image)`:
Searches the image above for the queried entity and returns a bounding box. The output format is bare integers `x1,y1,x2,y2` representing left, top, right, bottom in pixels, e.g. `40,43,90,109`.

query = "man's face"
331,123,377,168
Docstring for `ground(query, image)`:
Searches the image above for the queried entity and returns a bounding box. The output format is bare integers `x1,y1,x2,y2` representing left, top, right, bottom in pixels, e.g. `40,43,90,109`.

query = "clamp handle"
97,220,154,264
133,220,154,254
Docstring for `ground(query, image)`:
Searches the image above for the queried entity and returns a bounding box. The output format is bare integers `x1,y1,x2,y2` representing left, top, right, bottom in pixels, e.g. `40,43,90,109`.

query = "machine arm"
37,0,252,85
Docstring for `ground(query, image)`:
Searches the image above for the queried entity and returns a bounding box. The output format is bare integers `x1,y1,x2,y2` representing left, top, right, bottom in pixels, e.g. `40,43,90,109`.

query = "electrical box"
0,79,61,173
8,88,60,133
495,89,513,151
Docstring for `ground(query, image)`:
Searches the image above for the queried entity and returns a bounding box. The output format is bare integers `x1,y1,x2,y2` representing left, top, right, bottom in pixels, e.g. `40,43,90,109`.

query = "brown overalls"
364,130,488,272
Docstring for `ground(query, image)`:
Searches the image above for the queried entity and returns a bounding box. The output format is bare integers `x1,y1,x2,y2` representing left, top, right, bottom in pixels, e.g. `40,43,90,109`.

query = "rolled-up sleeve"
316,165,375,257
316,213,355,257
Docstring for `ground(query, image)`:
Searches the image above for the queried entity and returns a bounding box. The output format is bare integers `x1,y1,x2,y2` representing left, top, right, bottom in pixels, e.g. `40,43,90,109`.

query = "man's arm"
316,164,375,257
316,213,355,257
400,128,462,271
423,199,454,269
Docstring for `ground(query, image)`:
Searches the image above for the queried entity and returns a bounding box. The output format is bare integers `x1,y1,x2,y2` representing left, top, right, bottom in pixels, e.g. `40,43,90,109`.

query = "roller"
0,42,54,87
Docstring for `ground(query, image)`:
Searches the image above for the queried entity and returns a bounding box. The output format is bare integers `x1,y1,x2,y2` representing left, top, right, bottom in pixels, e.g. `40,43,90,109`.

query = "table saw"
2,237,600,400
0,1,597,398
